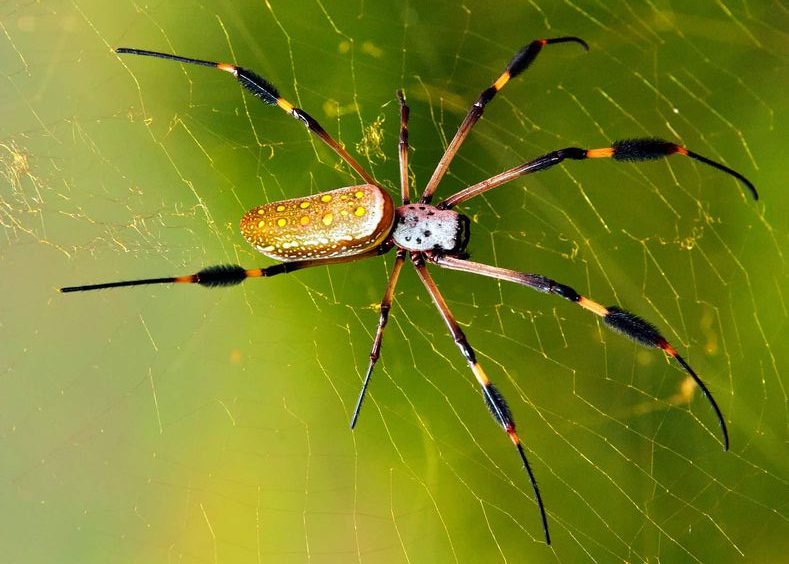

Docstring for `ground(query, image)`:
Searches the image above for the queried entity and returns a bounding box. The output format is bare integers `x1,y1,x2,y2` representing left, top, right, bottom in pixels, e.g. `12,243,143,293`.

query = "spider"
61,37,758,545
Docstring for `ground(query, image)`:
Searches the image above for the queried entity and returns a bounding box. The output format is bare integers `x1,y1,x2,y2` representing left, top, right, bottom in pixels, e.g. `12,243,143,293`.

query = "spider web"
2,1,787,561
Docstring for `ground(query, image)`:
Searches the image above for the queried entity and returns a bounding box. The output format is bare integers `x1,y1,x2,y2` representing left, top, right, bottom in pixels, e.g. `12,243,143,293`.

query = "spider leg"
430,254,730,451
60,249,386,293
420,37,588,204
115,48,377,185
349,93,411,426
350,249,407,428
397,90,411,204
412,252,551,545
439,138,757,209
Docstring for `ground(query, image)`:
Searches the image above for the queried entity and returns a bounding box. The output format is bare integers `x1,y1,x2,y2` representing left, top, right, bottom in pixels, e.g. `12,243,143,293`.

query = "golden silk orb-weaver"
61,38,758,545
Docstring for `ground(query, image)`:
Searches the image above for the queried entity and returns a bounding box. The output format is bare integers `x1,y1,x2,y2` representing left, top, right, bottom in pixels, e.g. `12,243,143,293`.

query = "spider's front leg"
412,252,551,545
440,138,757,209
420,36,588,203
430,255,730,451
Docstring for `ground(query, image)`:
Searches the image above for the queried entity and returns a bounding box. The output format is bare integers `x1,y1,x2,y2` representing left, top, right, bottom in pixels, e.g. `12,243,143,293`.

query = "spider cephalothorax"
62,37,757,545
392,203,471,254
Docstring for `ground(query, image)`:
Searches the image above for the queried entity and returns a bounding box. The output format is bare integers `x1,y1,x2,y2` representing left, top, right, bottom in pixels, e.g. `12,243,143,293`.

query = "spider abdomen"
392,204,470,253
240,184,394,261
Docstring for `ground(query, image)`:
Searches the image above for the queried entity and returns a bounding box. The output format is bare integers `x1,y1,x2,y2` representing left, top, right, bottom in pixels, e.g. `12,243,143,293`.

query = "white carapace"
391,203,470,253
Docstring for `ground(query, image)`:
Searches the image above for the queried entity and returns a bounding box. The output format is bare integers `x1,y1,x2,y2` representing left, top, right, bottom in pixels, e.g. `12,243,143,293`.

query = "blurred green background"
2,1,786,562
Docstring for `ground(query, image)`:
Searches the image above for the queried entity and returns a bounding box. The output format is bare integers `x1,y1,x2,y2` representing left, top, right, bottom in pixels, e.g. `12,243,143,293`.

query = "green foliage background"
2,1,786,562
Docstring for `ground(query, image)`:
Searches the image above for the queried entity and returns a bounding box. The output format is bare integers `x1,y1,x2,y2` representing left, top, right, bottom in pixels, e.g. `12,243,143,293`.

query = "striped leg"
60,249,386,293
429,254,730,451
419,37,588,204
412,252,551,544
439,138,757,209
115,48,377,185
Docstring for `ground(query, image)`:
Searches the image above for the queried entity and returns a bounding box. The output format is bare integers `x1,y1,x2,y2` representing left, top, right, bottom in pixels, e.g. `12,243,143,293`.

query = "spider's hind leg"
115,47,377,185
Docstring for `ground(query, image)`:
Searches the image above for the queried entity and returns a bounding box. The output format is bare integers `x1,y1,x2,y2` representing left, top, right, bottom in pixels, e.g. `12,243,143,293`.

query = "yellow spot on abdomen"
240,184,394,261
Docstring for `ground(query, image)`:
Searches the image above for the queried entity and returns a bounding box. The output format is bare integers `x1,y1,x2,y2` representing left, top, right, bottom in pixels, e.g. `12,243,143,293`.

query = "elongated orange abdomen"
240,184,394,261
